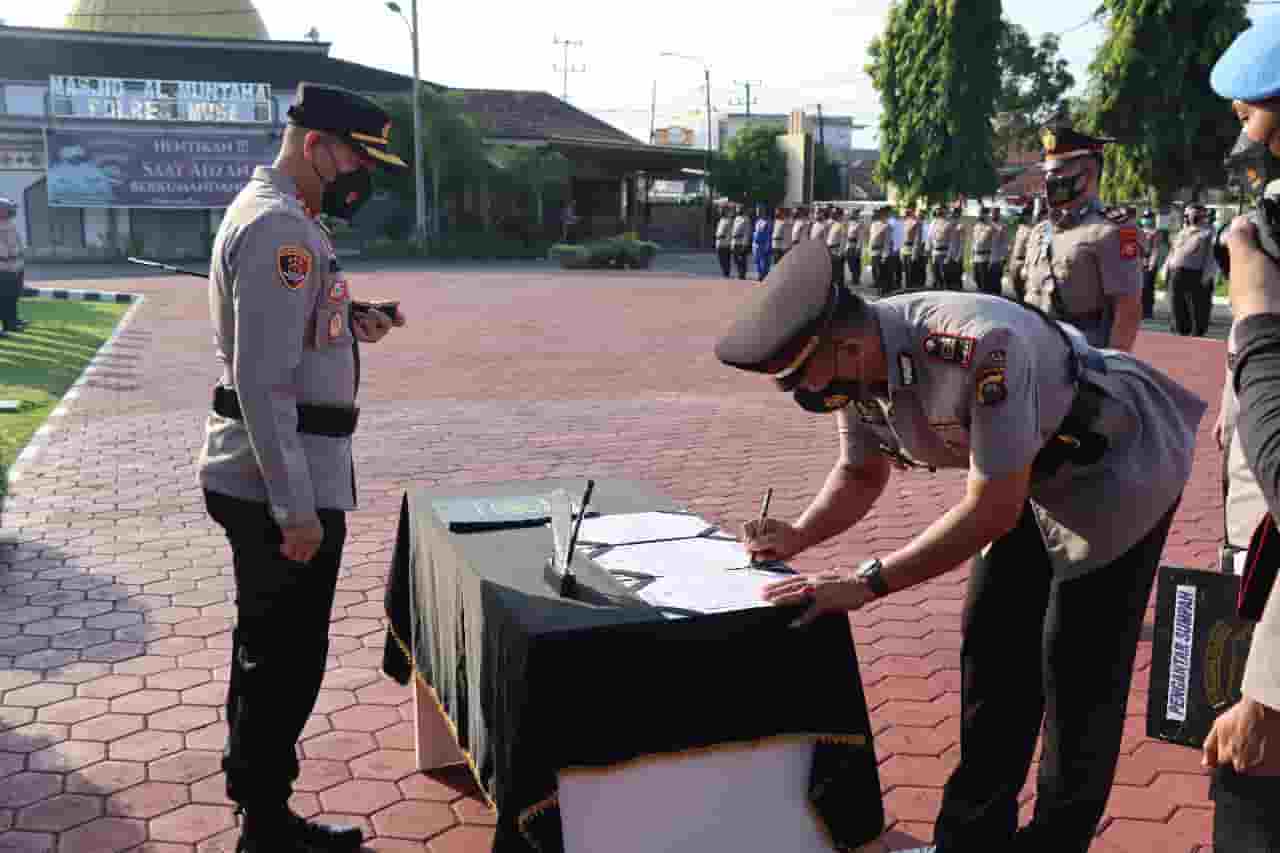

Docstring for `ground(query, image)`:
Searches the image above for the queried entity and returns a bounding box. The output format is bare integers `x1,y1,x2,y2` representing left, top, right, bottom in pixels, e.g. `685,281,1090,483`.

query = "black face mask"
1224,127,1280,196
1045,167,1088,207
312,144,373,221
791,343,862,414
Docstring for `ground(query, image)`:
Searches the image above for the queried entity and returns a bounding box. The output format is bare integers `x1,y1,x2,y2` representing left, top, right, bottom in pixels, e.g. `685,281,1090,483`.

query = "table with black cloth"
382,479,883,852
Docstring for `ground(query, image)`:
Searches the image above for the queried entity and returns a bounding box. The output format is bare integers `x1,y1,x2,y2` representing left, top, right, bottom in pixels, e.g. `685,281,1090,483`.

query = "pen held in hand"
751,487,773,567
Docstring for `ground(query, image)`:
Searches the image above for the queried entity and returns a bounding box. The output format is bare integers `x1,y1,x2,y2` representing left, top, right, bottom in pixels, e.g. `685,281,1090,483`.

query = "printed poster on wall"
45,128,275,209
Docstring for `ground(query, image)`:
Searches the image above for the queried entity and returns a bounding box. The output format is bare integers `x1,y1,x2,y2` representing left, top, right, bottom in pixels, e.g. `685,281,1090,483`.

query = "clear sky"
2,1,1254,148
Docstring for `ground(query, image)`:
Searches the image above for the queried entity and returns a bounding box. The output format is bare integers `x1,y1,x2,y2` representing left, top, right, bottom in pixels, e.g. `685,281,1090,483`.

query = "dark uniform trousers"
1211,767,1280,852
887,255,902,293
846,245,860,286
717,248,732,278
973,261,993,295
205,490,347,808
1168,267,1205,336
908,255,928,290
0,270,21,330
932,500,1178,853
733,248,749,280
989,262,1005,297
871,254,887,295
1194,275,1214,337
772,248,786,266
945,259,964,290
930,255,948,290
830,251,844,289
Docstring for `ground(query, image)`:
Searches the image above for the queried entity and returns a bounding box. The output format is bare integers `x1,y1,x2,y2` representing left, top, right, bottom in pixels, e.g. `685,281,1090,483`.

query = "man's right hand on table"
742,518,807,563
281,519,324,564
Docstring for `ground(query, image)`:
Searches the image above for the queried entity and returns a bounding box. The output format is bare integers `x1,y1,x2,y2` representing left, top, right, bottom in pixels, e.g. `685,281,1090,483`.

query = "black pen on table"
751,487,773,567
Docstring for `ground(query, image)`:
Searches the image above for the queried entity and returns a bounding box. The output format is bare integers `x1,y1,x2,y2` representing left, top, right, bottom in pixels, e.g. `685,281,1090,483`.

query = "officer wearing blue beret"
1202,16,1280,853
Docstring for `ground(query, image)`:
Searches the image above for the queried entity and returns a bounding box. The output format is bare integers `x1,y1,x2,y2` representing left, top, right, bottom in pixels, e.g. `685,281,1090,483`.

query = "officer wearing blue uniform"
1205,18,1280,852
716,240,1206,853
199,82,407,853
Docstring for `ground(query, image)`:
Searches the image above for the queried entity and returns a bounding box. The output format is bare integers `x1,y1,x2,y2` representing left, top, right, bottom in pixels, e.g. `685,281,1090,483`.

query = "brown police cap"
715,240,834,375
1041,122,1114,162
287,82,408,172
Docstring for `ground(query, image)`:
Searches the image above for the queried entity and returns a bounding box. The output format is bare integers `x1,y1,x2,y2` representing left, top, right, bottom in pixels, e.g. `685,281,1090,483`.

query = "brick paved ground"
0,262,1230,852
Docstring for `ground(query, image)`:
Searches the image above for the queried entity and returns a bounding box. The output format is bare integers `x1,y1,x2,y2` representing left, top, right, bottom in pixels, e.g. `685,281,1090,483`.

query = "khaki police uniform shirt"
868,221,889,257
809,219,828,244
835,292,1206,579
946,221,966,263
772,217,791,250
928,217,950,256
826,221,847,254
1167,224,1214,273
970,222,994,261
1022,204,1142,348
848,220,867,254
198,166,358,527
1011,224,1032,269
792,218,809,244
731,215,751,250
902,218,921,257
715,216,733,250
0,218,23,273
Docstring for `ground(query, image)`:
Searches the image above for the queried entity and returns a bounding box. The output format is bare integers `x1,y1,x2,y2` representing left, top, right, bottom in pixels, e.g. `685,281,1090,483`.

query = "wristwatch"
855,558,890,598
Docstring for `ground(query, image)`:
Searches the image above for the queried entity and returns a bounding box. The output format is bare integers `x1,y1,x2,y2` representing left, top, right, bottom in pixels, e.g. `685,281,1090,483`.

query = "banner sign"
46,128,275,209
50,76,272,124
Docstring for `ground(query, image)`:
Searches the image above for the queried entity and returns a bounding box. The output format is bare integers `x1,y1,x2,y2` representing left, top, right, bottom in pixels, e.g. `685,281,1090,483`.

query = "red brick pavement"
0,266,1232,852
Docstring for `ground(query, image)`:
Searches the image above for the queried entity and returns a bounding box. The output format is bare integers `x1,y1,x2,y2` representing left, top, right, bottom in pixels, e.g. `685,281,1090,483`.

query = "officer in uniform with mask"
1007,214,1032,301
970,207,996,294
927,206,950,289
772,206,792,265
1138,208,1164,319
714,204,734,277
716,240,1205,853
846,210,867,287
199,82,408,853
945,206,966,290
1163,204,1216,336
1022,125,1144,351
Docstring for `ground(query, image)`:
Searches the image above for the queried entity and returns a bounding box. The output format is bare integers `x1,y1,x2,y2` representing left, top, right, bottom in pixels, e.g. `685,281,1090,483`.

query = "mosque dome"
65,0,270,40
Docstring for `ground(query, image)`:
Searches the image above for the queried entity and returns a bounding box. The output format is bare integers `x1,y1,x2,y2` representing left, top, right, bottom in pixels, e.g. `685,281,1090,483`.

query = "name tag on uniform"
923,333,976,367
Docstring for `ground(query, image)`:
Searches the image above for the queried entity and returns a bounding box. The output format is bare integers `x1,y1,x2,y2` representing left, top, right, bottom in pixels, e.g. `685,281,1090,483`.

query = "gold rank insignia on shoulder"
277,245,312,290
825,394,851,411
923,332,977,367
976,367,1008,406
328,311,344,340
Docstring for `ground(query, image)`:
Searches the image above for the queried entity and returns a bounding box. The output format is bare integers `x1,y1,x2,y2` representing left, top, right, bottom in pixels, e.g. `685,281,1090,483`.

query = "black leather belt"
1032,383,1109,479
212,386,359,438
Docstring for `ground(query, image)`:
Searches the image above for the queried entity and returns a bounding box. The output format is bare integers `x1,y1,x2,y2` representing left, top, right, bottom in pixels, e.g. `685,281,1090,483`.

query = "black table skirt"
383,479,884,852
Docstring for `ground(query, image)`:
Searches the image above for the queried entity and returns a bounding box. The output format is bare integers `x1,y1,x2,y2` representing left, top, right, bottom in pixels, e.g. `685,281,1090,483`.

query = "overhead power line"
63,7,260,16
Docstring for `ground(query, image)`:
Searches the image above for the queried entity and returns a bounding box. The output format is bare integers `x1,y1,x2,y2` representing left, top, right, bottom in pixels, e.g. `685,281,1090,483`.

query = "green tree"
994,20,1074,157
1086,0,1249,205
373,89,492,237
709,123,787,204
814,142,844,200
867,0,1003,204
489,146,571,227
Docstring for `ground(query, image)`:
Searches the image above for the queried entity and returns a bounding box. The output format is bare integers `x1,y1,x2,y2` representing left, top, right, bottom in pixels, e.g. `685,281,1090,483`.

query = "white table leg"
414,678,466,772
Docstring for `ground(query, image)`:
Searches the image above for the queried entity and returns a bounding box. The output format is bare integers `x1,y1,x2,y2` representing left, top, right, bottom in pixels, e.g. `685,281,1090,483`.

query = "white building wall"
3,85,46,117
0,171,42,242
83,207,111,248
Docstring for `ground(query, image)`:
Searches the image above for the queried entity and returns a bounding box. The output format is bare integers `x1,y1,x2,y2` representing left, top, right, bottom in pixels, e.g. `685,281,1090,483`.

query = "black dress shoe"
236,808,363,852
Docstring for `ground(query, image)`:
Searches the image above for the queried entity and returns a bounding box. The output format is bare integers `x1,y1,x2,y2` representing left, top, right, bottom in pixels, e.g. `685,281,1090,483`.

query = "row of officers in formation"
714,196,1223,339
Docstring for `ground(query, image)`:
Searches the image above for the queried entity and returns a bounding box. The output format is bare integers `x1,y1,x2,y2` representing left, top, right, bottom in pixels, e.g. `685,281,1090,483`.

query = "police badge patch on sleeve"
923,333,977,367
1119,225,1140,260
976,367,1008,406
277,245,313,290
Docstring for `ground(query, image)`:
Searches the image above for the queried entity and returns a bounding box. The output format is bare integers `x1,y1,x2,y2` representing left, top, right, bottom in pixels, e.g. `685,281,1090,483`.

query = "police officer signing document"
198,83,407,853
716,240,1205,853
1022,125,1144,351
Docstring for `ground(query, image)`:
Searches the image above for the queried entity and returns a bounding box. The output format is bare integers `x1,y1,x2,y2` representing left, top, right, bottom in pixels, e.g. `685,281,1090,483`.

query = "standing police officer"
0,198,25,336
927,206,950,289
989,206,1009,296
714,204,734,277
868,208,891,296
199,83,408,853
826,207,847,288
846,210,867,287
970,207,996,294
731,204,751,280
1022,125,1144,351
716,240,1205,853
945,206,966,290
772,206,792,265
1007,213,1032,301
1163,204,1216,336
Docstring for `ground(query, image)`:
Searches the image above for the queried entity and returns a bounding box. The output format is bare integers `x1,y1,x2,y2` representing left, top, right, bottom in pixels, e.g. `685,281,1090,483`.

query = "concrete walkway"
0,261,1232,851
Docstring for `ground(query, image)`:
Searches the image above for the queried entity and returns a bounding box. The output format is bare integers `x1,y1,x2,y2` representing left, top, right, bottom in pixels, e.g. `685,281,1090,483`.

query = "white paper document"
573,511,716,546
591,538,785,614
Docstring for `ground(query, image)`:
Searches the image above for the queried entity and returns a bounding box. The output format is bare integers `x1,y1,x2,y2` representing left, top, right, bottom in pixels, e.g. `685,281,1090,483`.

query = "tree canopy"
1086,0,1249,204
867,0,1004,204
709,123,788,204
993,20,1075,156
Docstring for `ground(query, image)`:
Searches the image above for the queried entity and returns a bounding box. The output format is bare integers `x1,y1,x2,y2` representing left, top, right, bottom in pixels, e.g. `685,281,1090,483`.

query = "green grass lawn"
0,299,130,497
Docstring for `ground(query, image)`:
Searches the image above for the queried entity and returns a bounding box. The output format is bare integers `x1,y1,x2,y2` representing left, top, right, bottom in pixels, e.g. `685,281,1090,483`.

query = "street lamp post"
386,1,427,242
660,51,712,246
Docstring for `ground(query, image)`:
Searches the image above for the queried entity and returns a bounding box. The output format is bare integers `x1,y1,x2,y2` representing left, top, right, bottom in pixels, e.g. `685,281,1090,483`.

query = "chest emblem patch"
328,311,344,341
923,333,977,367
277,245,312,290
976,367,1008,406
1118,225,1140,260
328,279,349,303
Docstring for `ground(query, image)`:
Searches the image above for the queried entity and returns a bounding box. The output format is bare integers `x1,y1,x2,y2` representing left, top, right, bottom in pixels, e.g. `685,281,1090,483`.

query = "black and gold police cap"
715,240,842,384
287,82,408,171
1040,122,1114,163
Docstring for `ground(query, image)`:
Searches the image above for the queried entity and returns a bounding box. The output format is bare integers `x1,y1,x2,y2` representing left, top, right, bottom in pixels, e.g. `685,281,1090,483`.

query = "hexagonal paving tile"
146,668,211,692
36,697,110,725
370,800,455,841
26,740,106,773
57,816,148,853
108,729,183,763
15,792,102,832
150,705,219,733
301,730,377,762
329,704,401,733
106,780,190,818
148,749,222,784
294,758,352,793
0,771,62,807
65,760,147,795
69,713,145,743
77,674,144,700
0,830,54,852
349,749,417,782
110,688,179,715
0,722,69,754
148,803,235,844
5,681,75,707
318,779,401,815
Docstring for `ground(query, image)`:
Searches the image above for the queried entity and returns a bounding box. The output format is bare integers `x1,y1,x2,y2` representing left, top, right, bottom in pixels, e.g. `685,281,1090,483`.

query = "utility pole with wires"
552,36,586,101
649,80,657,144
730,80,761,121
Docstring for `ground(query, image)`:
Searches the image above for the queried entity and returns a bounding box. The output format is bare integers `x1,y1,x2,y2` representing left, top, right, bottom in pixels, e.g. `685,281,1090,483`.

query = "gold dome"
66,0,270,40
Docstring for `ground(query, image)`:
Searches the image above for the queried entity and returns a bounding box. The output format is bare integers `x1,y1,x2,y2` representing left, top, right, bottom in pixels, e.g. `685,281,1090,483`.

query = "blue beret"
1212,15,1280,101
